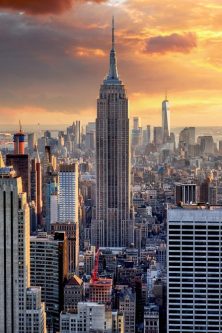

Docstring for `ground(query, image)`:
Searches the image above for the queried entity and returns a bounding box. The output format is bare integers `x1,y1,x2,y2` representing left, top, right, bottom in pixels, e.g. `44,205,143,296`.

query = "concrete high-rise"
58,163,79,223
6,154,31,200
0,170,30,332
133,116,141,130
27,133,37,153
153,127,162,146
52,222,79,274
45,182,58,231
119,288,136,333
197,135,214,154
26,287,47,333
64,275,83,313
162,97,170,144
175,183,197,204
179,127,195,150
30,231,68,331
30,150,42,227
57,163,79,274
75,120,81,148
60,302,111,333
167,204,222,333
132,117,142,147
94,17,132,247
143,125,151,145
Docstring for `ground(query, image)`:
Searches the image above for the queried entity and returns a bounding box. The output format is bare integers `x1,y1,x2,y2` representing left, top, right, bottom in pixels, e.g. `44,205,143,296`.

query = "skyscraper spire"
105,16,119,83
112,16,115,50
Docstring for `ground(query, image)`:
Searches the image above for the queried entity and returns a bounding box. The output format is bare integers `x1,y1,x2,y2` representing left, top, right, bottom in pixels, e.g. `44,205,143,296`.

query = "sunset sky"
1,0,222,127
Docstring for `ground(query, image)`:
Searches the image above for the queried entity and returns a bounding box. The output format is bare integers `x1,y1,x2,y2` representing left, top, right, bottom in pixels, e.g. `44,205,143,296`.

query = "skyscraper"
153,127,162,146
27,133,37,153
179,127,196,152
58,163,79,223
143,125,151,145
30,231,68,331
56,163,79,273
167,204,222,333
30,151,42,227
6,154,31,200
132,116,143,147
94,17,132,247
162,97,170,144
75,120,81,148
52,222,79,274
0,171,30,332
133,116,141,130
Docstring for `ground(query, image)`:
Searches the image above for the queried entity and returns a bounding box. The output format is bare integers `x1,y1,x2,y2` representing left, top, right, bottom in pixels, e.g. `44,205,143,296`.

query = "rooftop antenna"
19,120,22,132
112,16,115,50
165,89,168,101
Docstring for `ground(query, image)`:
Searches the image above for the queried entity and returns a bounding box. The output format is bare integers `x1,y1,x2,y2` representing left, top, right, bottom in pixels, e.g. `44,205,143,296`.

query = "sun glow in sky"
1,0,222,127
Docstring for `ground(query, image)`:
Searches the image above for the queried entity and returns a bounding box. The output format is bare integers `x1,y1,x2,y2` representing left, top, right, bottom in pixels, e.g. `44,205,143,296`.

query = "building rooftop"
168,204,222,222
66,275,83,287
90,277,113,287
168,203,222,210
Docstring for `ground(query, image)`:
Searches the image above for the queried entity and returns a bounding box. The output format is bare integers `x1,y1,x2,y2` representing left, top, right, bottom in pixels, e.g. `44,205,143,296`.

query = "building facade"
144,305,159,333
94,18,132,247
30,232,68,331
31,153,42,227
6,154,31,199
52,222,79,274
64,275,83,313
167,205,222,333
0,174,30,332
26,287,47,333
175,183,197,204
58,163,79,223
119,288,136,333
60,302,111,333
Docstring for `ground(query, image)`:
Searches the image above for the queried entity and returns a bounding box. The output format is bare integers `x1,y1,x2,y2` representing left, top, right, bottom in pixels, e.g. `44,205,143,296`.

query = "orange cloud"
72,47,106,58
144,32,197,54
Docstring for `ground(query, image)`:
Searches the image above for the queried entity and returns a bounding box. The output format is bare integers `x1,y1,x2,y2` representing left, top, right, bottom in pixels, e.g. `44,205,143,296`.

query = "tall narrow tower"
14,121,25,155
94,18,132,247
162,94,170,144
30,148,43,227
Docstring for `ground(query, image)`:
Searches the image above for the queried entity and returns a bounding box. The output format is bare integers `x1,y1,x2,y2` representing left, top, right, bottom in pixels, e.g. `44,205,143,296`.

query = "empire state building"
93,18,133,247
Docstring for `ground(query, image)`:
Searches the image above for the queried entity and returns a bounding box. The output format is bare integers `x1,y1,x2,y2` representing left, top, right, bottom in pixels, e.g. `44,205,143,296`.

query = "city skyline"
1,4,222,328
1,0,222,126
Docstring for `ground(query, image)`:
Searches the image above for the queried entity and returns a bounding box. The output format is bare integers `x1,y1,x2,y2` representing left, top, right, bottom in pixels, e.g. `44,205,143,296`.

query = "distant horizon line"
1,124,222,129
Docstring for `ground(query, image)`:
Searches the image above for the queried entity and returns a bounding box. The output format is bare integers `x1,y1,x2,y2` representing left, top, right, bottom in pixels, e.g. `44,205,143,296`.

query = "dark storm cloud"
0,0,105,15
144,32,197,54
0,13,109,112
